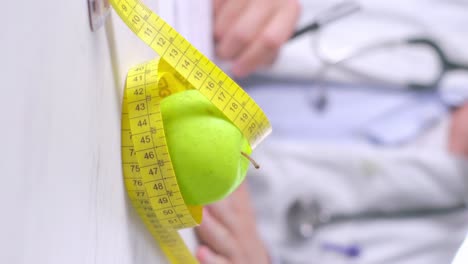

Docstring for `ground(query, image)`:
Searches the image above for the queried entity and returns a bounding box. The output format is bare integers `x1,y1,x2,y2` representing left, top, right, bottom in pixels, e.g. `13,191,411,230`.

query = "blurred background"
241,0,468,263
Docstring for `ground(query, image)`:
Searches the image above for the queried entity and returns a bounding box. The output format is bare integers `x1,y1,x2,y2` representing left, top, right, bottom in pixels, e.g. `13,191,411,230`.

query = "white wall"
0,1,212,263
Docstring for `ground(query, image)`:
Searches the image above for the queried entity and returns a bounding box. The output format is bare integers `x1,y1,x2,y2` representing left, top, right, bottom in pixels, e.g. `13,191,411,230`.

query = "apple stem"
241,152,260,169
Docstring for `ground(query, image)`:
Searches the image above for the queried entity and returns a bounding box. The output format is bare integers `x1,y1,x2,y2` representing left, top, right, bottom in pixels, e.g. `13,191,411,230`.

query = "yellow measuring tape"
114,0,271,263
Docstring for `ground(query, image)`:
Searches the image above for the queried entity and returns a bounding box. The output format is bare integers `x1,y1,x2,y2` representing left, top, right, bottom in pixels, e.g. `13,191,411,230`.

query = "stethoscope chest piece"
286,197,331,241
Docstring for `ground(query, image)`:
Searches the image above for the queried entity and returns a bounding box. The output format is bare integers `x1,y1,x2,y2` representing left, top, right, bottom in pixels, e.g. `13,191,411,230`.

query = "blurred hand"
449,103,468,158
195,183,270,264
213,0,301,78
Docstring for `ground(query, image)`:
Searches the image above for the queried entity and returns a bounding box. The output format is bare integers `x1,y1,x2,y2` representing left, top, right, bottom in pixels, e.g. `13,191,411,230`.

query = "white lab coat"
248,118,468,264
242,1,468,263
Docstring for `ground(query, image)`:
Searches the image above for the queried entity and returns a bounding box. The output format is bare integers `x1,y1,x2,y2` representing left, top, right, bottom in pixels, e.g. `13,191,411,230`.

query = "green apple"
160,89,254,205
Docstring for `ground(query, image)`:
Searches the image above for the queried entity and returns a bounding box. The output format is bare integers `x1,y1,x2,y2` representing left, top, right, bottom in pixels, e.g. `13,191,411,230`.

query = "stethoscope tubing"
289,1,468,109
316,37,468,90
287,196,467,242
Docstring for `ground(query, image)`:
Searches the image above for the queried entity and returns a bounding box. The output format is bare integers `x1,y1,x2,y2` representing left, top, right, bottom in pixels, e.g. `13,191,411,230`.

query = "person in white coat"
195,1,468,264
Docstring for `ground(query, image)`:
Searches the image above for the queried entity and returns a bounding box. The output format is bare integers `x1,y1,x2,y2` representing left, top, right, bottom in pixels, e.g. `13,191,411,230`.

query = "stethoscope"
284,196,467,259
286,196,467,241
290,1,468,111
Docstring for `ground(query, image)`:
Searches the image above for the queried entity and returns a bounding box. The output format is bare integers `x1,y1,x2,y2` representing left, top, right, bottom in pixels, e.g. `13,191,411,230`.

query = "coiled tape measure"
114,0,271,263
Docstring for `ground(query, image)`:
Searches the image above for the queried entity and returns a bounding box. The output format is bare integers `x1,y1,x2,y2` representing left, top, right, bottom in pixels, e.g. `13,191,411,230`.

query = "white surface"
0,0,211,263
452,236,468,264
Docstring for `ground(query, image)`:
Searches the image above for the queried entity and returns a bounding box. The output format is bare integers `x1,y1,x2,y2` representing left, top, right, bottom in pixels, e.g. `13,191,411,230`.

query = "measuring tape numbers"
113,0,271,263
